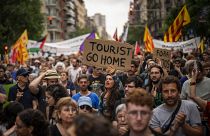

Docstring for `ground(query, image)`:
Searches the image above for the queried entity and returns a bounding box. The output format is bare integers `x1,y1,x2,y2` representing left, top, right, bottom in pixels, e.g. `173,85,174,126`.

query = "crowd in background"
0,47,210,136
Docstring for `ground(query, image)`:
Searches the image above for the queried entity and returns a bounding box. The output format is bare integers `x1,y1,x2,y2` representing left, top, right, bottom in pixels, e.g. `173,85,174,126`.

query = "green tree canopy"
127,25,144,45
69,26,92,39
0,0,45,50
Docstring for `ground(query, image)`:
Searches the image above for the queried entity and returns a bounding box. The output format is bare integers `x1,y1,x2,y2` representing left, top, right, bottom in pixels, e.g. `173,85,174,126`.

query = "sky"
84,0,130,37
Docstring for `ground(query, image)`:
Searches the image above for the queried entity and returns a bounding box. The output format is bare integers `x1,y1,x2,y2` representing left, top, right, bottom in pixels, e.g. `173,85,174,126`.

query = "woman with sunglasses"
78,96,93,114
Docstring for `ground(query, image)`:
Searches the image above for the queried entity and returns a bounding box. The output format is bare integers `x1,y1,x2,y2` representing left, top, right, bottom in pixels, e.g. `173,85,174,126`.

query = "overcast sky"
84,0,130,37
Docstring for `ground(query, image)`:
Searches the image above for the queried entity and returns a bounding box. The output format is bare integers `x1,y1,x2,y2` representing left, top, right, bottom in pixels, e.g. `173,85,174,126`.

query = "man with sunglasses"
8,68,34,109
78,96,93,113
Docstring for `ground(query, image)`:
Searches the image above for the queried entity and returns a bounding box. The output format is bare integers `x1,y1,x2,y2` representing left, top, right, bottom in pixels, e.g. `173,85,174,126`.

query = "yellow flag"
95,33,100,39
11,30,29,64
144,25,154,52
164,5,191,42
198,39,204,53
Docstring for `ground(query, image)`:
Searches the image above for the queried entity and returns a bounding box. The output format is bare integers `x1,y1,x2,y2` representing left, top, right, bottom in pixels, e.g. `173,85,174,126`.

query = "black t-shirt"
50,124,62,136
88,74,106,91
8,84,34,109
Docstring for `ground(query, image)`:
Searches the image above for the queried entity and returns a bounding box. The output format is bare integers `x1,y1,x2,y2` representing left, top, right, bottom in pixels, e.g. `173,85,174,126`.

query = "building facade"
74,0,87,29
65,0,77,39
147,0,186,39
91,13,108,39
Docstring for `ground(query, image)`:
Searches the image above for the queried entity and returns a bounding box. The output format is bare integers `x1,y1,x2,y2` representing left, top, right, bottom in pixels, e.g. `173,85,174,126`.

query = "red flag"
113,28,119,41
134,41,141,55
39,35,48,49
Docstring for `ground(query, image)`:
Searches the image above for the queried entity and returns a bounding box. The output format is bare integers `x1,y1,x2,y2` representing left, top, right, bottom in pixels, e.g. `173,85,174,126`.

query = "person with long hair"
100,74,121,121
45,84,68,125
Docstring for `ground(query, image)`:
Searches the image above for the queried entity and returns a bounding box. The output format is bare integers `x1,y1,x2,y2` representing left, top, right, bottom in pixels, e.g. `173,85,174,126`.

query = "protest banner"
153,48,171,71
153,37,200,53
83,39,134,70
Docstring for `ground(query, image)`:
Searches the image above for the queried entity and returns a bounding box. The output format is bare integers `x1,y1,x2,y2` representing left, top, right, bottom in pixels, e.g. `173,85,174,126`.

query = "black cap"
16,68,30,77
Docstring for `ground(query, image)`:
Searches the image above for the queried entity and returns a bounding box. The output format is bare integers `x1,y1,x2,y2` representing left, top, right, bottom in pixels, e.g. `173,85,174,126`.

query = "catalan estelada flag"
144,25,154,52
164,5,191,42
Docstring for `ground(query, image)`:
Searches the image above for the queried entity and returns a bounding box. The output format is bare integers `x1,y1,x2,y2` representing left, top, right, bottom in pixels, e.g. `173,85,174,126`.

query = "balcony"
66,18,75,25
46,1,56,6
66,10,75,17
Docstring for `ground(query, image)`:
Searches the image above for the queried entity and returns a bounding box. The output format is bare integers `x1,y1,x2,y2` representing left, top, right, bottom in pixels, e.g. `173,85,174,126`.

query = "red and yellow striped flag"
144,25,154,52
11,30,29,64
164,5,191,42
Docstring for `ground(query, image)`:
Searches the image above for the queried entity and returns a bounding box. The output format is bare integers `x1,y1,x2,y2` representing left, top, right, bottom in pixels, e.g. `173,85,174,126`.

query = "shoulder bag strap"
162,100,182,133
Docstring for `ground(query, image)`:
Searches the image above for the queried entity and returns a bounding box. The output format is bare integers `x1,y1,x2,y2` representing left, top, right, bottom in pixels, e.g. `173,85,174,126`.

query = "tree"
127,25,144,45
0,0,45,50
69,26,92,39
164,0,210,40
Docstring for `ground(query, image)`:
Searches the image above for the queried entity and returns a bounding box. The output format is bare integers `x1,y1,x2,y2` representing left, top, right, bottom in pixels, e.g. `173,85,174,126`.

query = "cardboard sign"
83,39,134,70
153,48,171,71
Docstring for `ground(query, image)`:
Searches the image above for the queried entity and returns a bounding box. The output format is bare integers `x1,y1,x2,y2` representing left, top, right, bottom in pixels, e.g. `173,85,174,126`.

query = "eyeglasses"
79,105,92,111
128,110,151,118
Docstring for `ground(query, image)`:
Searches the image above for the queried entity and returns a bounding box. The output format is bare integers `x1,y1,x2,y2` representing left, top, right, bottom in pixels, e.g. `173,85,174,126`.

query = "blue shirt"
72,92,99,109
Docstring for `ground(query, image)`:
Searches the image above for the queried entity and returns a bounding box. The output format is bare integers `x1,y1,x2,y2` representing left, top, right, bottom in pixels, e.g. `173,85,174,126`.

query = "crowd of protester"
0,47,210,136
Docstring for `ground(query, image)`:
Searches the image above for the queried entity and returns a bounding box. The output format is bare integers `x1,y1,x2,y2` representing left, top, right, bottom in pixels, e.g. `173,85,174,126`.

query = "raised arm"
29,72,46,94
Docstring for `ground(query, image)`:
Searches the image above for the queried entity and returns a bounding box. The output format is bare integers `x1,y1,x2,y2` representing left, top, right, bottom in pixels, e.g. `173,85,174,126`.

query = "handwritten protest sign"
83,39,134,70
153,48,171,71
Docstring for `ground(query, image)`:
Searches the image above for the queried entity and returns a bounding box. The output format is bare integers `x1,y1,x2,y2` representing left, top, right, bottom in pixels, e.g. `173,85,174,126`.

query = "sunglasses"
79,105,92,111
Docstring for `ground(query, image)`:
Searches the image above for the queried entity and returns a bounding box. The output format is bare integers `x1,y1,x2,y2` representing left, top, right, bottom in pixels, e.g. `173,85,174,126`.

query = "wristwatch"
190,82,196,86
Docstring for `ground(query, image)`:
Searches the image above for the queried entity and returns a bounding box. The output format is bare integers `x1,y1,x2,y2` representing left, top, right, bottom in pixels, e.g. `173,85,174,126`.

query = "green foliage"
127,25,144,45
0,0,45,50
69,26,92,39
164,0,210,39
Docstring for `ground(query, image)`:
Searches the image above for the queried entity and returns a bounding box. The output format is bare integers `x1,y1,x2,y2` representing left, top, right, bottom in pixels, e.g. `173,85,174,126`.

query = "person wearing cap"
29,70,61,112
78,96,93,114
29,69,61,95
8,68,35,109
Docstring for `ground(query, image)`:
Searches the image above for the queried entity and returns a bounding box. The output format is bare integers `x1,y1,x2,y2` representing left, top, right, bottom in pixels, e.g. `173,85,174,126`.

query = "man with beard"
144,64,164,107
150,76,203,136
68,58,81,83
72,75,99,110
181,60,210,101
